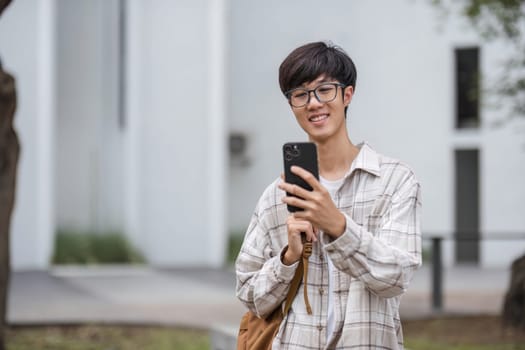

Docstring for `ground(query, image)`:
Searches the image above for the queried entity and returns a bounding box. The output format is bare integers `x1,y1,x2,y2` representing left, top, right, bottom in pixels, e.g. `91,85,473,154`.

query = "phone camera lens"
284,143,300,159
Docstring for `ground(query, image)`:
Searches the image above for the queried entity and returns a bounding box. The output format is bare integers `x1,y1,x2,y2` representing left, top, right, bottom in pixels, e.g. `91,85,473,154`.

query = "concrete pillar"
34,0,56,268
0,0,56,269
207,0,228,267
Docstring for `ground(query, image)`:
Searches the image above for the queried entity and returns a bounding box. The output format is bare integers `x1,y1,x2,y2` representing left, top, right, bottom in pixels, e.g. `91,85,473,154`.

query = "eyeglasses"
285,82,346,108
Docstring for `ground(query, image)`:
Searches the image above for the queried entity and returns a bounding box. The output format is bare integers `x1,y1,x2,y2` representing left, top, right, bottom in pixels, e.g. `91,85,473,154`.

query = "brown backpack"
236,242,312,350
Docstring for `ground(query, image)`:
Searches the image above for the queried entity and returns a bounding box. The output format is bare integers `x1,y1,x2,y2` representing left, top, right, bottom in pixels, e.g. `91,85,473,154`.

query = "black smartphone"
282,142,319,212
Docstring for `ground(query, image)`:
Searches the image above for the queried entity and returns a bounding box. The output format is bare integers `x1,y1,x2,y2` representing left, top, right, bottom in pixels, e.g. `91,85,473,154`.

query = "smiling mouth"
309,114,329,122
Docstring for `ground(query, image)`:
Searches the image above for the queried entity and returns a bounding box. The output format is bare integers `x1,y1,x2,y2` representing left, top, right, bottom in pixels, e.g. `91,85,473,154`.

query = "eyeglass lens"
289,83,339,107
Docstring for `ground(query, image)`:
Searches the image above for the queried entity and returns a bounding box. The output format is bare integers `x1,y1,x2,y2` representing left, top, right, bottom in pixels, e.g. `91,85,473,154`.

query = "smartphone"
282,142,319,212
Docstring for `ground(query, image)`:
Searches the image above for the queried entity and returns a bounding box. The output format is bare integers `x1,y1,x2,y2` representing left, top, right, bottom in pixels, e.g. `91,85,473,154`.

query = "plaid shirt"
236,143,422,350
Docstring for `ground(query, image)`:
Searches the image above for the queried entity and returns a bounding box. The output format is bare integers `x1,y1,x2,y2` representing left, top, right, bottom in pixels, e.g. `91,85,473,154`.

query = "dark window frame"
455,47,480,129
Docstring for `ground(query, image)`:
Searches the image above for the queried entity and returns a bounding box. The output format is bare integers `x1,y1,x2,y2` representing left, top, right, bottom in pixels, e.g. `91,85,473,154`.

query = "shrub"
227,231,245,265
52,230,145,265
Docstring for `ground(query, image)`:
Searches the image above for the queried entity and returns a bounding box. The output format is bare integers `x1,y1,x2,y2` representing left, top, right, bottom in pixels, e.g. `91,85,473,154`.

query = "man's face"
289,75,353,143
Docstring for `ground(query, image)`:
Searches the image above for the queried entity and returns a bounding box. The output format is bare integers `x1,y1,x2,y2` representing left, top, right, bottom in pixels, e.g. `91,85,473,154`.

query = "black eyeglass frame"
284,82,347,108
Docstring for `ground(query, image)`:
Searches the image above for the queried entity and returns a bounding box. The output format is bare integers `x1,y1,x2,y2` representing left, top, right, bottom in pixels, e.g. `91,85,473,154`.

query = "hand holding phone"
281,142,346,239
282,142,319,212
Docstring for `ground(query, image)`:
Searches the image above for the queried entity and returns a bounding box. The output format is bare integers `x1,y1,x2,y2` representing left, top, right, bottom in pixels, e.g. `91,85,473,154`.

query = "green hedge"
52,230,145,265
227,233,244,265
54,229,248,266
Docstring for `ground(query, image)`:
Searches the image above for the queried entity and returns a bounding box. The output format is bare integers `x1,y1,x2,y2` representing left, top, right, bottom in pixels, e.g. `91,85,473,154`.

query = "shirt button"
319,254,324,261
319,288,325,295
318,325,323,331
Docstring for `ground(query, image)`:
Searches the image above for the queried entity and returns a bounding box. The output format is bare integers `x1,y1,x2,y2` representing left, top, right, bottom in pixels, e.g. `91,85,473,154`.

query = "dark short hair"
278,41,357,95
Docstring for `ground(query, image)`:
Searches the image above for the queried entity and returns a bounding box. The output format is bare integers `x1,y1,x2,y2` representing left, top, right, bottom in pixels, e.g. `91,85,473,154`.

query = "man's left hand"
279,165,346,238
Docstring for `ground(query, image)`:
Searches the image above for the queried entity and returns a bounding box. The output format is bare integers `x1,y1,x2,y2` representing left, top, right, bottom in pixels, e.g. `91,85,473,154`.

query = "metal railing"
426,233,525,312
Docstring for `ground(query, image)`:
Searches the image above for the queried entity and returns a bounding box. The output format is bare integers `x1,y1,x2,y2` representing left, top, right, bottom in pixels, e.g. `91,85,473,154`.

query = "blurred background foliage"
52,230,145,265
431,0,525,118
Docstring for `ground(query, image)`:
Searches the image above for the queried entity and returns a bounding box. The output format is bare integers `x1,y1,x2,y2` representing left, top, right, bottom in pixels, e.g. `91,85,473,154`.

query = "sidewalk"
7,264,510,330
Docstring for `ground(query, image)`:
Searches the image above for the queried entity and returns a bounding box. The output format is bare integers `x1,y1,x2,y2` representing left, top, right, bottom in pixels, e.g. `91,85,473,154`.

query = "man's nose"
306,91,322,108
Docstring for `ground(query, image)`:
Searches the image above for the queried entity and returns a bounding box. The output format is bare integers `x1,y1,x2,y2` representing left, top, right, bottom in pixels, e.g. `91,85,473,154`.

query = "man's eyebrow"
299,77,332,88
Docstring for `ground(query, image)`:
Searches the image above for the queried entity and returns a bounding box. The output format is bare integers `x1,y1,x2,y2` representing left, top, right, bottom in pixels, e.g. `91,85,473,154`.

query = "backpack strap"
301,240,313,315
282,237,313,315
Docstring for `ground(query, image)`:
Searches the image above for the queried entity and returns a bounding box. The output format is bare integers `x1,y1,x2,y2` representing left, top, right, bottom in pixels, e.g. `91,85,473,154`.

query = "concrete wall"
0,0,55,269
55,0,124,233
1,0,523,269
56,0,229,266
124,0,227,266
227,0,525,267
228,0,356,233
227,0,452,233
1,0,228,269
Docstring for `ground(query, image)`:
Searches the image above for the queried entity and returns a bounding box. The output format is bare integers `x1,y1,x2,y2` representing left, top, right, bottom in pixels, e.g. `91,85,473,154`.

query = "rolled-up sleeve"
235,182,299,318
322,178,422,298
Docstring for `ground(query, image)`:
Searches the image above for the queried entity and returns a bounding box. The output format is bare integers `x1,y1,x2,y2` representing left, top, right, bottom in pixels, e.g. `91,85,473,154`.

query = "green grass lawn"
7,325,209,350
6,316,525,350
403,315,525,350
405,340,525,350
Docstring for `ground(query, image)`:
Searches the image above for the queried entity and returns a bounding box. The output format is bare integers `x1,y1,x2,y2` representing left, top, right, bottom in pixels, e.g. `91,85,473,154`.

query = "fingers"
278,166,321,198
290,166,321,190
279,182,310,200
287,216,317,242
281,194,311,212
278,184,314,207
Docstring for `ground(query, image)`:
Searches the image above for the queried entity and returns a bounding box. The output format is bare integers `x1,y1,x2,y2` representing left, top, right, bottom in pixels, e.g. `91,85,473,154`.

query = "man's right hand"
282,215,317,265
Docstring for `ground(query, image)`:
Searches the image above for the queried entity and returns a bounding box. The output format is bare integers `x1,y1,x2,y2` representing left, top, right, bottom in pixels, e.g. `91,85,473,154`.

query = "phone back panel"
283,142,319,212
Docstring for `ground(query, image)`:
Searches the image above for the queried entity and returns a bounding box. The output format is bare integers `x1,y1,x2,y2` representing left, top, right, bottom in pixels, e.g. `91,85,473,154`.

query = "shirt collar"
345,142,381,178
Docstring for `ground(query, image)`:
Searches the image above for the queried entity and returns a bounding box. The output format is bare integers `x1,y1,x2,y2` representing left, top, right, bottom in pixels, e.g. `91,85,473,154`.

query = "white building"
1,0,524,270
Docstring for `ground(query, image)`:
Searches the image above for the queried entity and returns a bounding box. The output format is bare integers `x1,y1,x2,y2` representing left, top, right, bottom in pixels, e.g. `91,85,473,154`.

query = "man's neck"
314,135,359,181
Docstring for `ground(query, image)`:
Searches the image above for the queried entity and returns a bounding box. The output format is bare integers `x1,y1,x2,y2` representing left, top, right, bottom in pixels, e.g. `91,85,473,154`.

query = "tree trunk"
0,1,19,346
502,254,525,330
0,0,11,15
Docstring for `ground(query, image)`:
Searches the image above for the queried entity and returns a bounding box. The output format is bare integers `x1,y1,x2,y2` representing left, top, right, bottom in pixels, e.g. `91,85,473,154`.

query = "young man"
236,41,422,349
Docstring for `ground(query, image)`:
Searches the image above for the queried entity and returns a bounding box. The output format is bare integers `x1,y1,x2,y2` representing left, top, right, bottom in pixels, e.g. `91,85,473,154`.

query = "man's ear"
343,86,354,106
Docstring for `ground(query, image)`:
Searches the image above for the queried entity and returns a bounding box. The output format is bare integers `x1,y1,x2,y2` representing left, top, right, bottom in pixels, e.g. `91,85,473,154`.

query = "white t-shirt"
319,175,345,341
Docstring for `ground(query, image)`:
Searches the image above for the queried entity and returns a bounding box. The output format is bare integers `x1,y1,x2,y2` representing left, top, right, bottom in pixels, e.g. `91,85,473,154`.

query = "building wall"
228,0,357,234
55,0,229,266
227,0,454,235
227,0,525,267
1,0,523,269
0,0,55,269
1,0,228,269
124,0,227,266
55,0,124,234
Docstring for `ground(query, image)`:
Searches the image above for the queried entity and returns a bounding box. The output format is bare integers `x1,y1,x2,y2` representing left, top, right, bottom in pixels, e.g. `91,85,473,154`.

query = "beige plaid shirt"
236,143,422,349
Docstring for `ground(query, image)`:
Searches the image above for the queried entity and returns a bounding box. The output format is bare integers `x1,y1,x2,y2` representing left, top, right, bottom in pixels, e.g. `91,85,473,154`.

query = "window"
455,149,480,264
455,47,480,129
